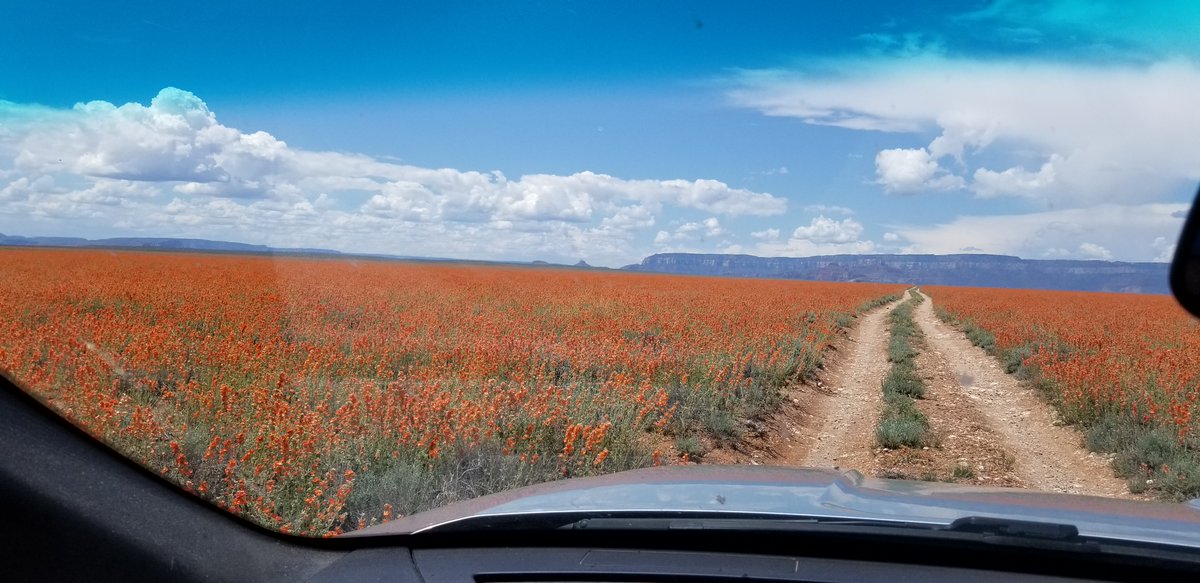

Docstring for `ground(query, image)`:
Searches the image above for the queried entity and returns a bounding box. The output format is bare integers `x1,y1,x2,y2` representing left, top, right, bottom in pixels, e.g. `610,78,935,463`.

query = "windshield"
2,1,1199,538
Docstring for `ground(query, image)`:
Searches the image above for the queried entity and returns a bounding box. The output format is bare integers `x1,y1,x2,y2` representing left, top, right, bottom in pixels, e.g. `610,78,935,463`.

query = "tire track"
802,299,899,469
911,290,1131,498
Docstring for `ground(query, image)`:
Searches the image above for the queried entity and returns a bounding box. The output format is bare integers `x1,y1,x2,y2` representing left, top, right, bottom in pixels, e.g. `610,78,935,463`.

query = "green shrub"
1115,428,1181,476
704,409,742,444
1002,342,1038,375
834,312,855,329
882,391,925,419
1086,413,1140,453
874,294,931,449
343,440,564,522
888,335,917,364
877,418,928,448
856,294,901,313
883,364,925,399
965,326,996,351
674,435,706,458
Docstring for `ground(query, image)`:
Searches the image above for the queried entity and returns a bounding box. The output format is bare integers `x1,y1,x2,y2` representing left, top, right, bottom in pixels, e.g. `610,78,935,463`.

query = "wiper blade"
430,512,1082,540
419,511,935,534
938,516,1099,554
943,516,1080,540
561,516,929,532
563,515,1086,541
550,515,1110,557
422,512,1194,560
416,511,1200,568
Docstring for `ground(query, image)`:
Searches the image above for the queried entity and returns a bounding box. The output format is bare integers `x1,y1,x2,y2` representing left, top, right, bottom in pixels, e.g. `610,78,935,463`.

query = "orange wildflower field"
0,248,902,535
927,286,1200,496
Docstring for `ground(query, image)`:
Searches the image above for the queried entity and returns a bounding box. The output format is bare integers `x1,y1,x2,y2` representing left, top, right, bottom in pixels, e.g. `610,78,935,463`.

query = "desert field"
0,248,902,535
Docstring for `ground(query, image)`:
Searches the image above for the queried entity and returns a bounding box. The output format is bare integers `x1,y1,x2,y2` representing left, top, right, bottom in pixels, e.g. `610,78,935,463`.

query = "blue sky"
2,1,1199,265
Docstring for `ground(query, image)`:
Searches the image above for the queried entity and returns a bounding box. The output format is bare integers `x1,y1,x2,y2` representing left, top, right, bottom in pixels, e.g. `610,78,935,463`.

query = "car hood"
347,465,1200,547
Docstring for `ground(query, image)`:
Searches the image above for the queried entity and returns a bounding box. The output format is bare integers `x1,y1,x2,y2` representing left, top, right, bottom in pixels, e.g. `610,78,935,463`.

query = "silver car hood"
348,465,1200,548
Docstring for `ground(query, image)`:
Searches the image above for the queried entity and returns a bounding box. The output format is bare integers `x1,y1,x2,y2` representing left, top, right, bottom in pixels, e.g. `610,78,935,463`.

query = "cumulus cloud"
1077,242,1113,260
790,215,864,244
972,155,1060,198
654,217,726,246
598,204,656,231
752,215,877,256
874,147,965,194
730,58,1200,204
1152,236,1178,263
0,88,789,265
892,203,1186,262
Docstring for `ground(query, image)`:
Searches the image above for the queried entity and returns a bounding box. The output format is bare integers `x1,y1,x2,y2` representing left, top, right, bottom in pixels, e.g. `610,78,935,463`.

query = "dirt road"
801,300,899,469
712,290,1130,499
910,291,1131,498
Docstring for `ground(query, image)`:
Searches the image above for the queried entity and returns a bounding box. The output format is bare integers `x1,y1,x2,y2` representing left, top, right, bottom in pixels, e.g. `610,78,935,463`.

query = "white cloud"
875,147,966,194
730,58,1200,204
893,203,1187,261
802,204,855,215
1077,242,1113,260
502,172,785,218
598,204,657,231
702,217,724,235
751,228,780,240
751,215,877,257
0,88,790,265
883,231,900,241
1153,236,1178,263
0,175,57,202
755,238,877,257
791,215,864,244
654,217,726,246
972,155,1059,198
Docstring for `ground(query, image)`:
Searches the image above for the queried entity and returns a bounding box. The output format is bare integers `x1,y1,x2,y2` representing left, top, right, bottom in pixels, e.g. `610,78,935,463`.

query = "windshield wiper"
938,516,1099,554
426,512,1077,537
421,512,1197,562
943,516,1079,540
560,516,931,532
551,514,1124,557
420,511,930,534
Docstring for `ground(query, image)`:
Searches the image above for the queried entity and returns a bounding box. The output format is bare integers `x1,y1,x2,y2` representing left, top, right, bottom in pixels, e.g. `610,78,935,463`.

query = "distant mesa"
0,233,339,256
0,234,1169,294
622,252,1170,294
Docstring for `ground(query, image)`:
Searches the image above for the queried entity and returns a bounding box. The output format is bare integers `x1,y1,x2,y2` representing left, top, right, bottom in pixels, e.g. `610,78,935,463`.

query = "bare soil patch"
872,334,1025,486
704,301,898,467
798,301,899,470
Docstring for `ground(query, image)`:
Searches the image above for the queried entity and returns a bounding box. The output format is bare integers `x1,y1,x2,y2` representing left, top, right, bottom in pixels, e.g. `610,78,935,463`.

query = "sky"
2,0,1199,266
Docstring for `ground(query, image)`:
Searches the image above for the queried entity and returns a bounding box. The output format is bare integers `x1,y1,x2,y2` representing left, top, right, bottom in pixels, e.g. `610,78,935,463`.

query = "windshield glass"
2,1,1199,538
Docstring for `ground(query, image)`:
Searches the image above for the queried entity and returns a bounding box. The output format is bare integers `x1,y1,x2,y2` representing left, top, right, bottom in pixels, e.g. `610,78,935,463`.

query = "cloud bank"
0,88,787,265
890,203,1186,262
727,55,1197,261
730,57,1200,205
